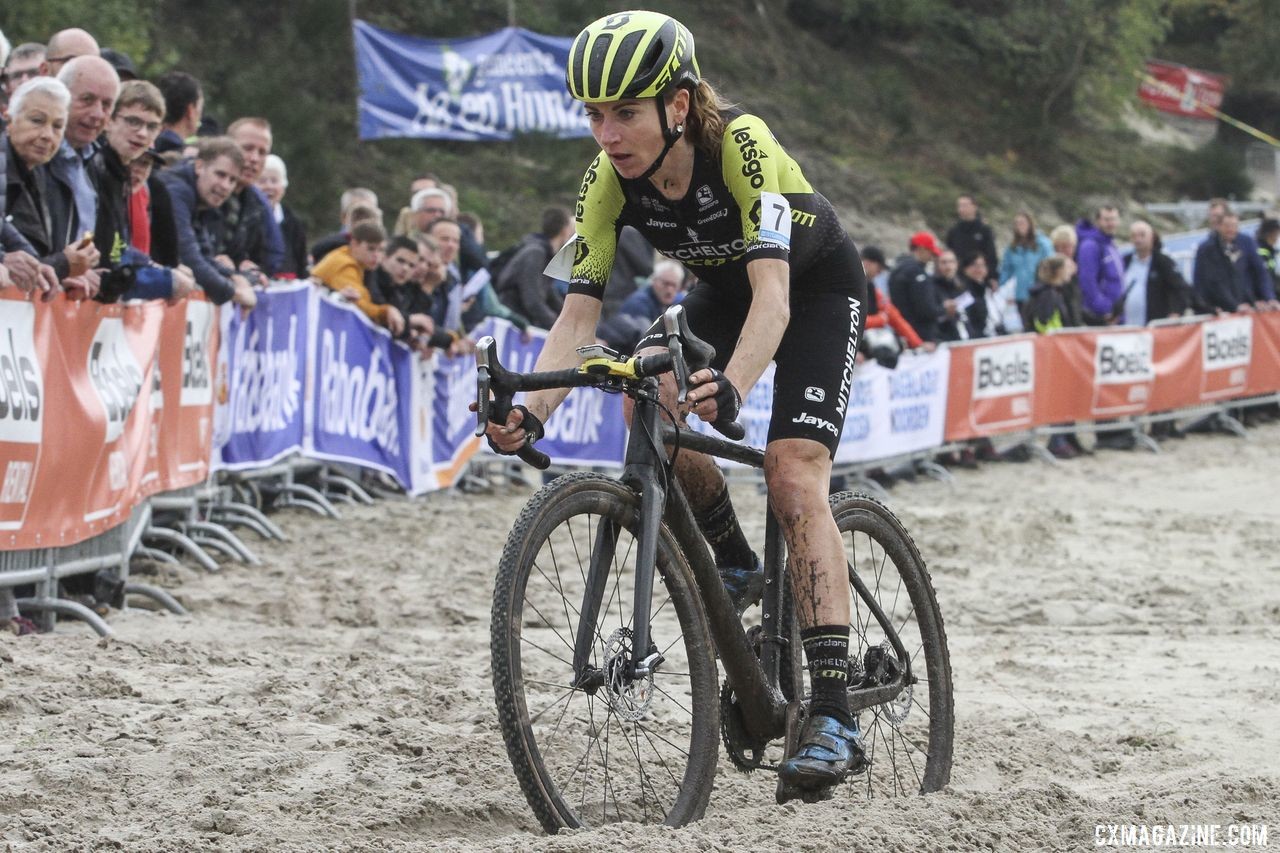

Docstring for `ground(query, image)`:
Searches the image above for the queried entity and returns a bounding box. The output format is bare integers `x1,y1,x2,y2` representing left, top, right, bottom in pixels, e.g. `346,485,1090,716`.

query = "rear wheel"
491,473,720,832
829,492,954,797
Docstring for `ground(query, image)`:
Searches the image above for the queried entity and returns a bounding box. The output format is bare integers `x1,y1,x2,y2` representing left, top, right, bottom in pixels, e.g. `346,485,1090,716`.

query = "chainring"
719,624,792,772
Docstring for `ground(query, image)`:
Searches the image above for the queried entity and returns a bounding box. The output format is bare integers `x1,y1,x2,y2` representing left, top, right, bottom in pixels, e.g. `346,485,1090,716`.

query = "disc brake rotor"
603,627,654,722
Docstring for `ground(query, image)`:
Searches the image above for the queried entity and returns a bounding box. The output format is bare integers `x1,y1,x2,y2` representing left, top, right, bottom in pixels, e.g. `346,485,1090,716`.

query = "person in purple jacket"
1075,205,1125,325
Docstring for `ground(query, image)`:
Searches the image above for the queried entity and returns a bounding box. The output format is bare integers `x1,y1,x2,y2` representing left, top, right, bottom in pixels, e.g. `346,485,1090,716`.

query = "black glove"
486,404,545,456
690,369,741,426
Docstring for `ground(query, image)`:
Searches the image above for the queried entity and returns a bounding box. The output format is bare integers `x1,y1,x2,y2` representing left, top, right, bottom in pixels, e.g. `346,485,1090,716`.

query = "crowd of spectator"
4,26,1280,631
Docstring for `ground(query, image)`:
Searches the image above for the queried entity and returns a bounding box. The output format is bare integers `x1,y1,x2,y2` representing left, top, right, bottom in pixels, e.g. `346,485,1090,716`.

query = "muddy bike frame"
475,306,915,747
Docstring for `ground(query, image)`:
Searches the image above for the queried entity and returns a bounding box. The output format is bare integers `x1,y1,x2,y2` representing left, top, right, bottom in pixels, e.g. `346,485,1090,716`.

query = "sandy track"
2,425,1277,851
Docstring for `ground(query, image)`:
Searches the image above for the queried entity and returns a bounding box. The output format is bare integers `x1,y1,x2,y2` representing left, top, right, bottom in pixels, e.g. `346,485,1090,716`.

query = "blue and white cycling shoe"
718,553,764,615
777,713,868,793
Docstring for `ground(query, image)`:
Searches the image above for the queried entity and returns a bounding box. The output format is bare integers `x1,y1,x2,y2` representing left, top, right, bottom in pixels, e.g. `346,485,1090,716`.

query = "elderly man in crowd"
51,55,119,249
158,137,258,308
258,153,308,276
222,116,284,275
3,76,97,297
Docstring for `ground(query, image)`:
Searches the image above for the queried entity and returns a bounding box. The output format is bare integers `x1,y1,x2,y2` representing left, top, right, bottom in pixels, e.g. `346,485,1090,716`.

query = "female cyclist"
484,10,869,797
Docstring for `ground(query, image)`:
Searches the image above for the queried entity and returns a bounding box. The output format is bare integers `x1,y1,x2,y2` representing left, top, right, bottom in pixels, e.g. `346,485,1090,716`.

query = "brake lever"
474,336,497,437
663,306,692,403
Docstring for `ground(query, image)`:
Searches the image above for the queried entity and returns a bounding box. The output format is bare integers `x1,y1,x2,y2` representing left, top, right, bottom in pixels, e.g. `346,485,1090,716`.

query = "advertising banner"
354,20,591,141
1138,60,1226,121
0,294,217,550
310,296,415,487
214,284,310,470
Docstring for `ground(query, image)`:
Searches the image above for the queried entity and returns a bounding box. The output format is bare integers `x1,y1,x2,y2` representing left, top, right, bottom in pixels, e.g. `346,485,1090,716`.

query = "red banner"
1138,60,1226,121
0,293,219,550
944,313,1280,441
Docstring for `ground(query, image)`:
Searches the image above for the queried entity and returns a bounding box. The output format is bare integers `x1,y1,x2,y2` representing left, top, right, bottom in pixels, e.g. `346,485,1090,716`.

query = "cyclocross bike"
476,306,953,832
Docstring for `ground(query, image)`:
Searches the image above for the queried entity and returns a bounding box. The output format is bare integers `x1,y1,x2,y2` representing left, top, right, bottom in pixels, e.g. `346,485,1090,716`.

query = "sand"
2,424,1278,852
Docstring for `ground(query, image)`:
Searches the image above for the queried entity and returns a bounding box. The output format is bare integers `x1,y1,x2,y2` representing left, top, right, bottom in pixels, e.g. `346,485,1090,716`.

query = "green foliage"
1168,140,1253,200
2,0,158,61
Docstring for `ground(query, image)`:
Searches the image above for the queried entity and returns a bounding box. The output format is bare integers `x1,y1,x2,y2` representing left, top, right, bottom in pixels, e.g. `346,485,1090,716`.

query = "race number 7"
758,191,792,249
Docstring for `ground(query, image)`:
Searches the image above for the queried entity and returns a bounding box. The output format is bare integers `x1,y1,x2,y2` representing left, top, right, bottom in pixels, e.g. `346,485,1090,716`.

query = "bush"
1169,140,1254,200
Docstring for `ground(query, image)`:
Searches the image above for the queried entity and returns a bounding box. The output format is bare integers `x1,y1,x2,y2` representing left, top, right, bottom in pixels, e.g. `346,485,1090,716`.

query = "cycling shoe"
718,554,764,615
777,714,867,792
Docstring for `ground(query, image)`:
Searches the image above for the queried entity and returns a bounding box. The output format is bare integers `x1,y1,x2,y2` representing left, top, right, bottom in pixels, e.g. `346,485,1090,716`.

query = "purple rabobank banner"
310,296,414,486
354,20,591,141
214,283,310,469
479,320,628,467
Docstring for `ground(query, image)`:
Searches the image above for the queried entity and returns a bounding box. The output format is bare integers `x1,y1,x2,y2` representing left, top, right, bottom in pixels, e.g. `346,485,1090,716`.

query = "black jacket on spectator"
945,216,999,281
1193,235,1255,312
278,205,309,277
932,275,968,342
494,233,563,330
889,256,945,342
458,222,488,284
0,135,40,259
1121,249,1195,322
87,142,136,300
157,161,236,304
4,136,74,279
147,174,180,268
220,185,279,273
957,272,989,338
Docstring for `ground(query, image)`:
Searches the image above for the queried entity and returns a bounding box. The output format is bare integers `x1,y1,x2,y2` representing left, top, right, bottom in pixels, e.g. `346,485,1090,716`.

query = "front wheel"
491,473,720,832
829,492,954,797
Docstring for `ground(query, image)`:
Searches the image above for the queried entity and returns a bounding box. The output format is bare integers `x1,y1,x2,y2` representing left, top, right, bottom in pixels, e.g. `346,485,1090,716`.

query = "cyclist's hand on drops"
684,368,740,425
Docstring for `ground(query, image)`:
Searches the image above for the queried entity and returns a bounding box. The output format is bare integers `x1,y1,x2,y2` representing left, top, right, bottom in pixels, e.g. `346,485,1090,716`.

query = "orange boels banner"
944,313,1280,442
943,335,1037,441
0,293,218,550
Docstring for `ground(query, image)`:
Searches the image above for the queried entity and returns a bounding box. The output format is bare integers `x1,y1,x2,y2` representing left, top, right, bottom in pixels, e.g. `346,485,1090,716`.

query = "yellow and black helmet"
566,11,701,103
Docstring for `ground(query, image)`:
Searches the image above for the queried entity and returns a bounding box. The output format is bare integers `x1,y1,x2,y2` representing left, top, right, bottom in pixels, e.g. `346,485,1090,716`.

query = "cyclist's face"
585,92,687,180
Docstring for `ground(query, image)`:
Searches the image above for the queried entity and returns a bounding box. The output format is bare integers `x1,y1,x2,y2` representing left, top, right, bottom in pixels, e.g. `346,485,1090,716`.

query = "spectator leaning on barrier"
53,56,120,259
3,76,99,295
41,28,99,77
0,80,62,298
223,117,284,275
1193,210,1275,314
890,231,946,342
945,194,999,287
957,251,993,337
859,250,925,354
1075,205,1125,324
1120,221,1194,325
90,78,195,302
1258,218,1280,289
999,210,1053,305
1049,223,1085,328
258,153,308,277
932,250,970,342
494,206,573,330
310,219,405,336
158,136,258,308
126,146,177,264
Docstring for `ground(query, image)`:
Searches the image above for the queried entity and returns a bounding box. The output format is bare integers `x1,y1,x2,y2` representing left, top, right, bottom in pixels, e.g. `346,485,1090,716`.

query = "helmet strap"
638,93,685,182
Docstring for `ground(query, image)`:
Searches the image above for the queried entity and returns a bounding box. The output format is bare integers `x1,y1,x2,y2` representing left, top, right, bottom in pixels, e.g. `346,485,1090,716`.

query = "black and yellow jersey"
569,111,852,299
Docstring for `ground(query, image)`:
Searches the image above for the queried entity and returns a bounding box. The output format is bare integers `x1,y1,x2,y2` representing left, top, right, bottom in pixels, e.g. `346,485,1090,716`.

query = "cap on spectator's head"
141,147,165,166
860,245,887,266
1259,218,1280,237
100,47,138,80
908,231,942,256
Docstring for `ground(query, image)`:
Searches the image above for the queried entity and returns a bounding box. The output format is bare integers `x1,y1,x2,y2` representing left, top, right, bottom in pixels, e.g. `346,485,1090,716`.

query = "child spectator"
310,220,405,336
